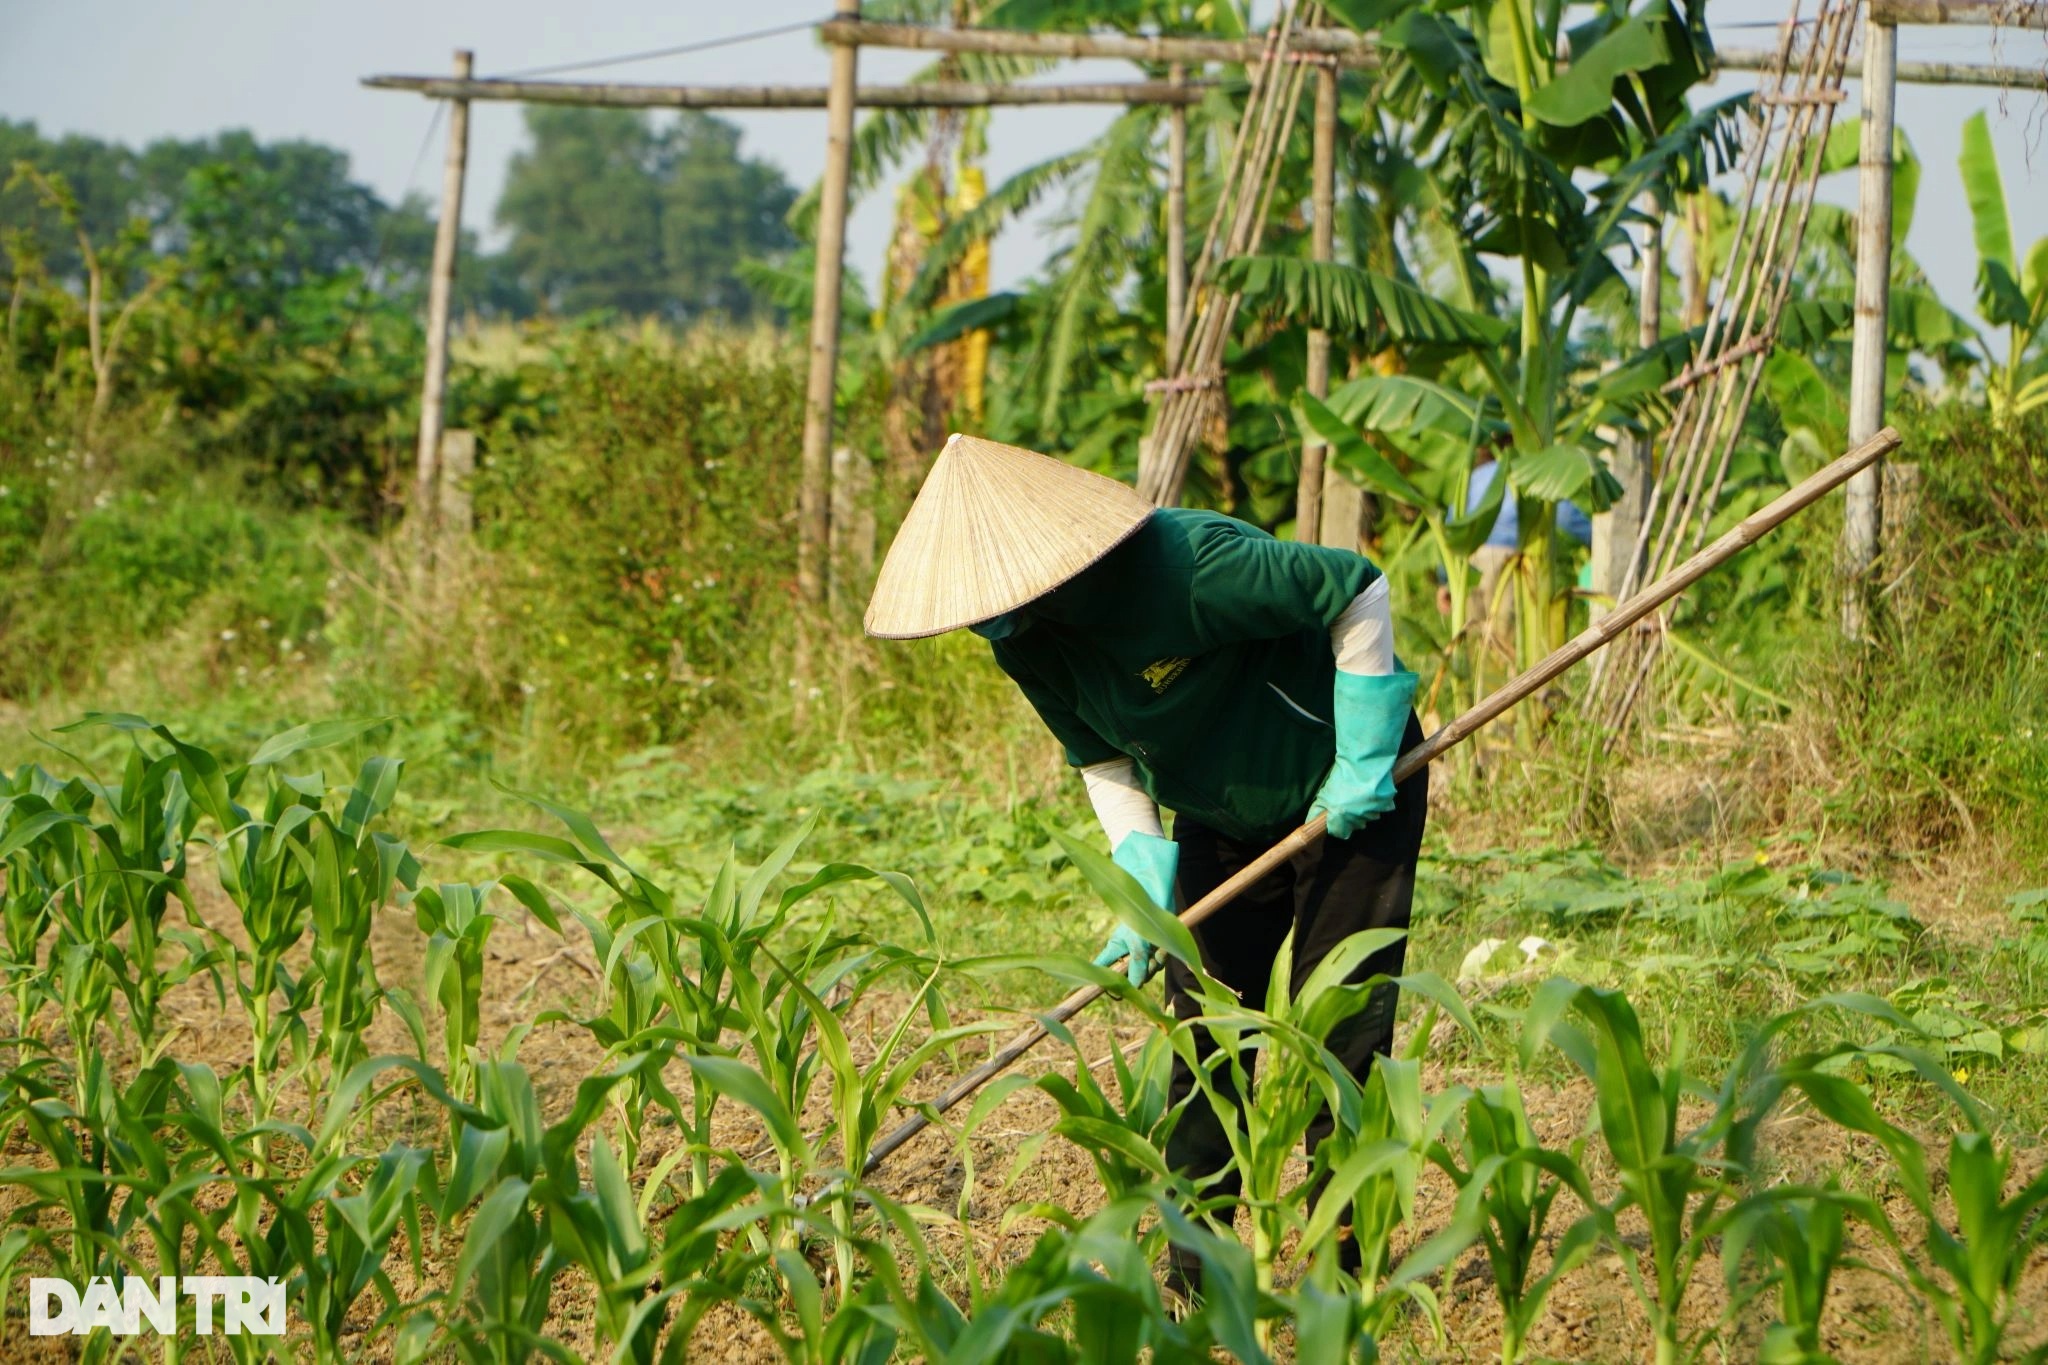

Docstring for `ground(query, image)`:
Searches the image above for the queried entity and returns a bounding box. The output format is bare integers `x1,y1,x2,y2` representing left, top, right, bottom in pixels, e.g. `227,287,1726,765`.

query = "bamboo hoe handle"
863,427,1902,1176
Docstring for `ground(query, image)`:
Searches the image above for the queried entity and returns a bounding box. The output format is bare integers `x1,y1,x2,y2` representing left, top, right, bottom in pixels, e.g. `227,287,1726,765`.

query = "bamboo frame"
1166,64,1189,361
1296,62,1337,542
361,75,1211,107
797,0,862,614
862,427,1905,1175
414,49,471,535
363,50,2048,110
1843,18,1899,640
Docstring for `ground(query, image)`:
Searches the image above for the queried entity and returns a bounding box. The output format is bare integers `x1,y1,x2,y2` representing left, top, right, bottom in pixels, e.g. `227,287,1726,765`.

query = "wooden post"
1842,13,1895,639
437,429,476,537
799,2,861,611
1297,62,1338,542
416,49,472,530
827,445,875,612
1166,63,1189,363
1593,206,1661,618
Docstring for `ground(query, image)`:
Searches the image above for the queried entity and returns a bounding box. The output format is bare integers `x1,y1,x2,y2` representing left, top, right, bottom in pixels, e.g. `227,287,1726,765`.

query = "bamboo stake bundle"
1589,0,1859,735
1136,4,1326,507
862,427,1901,1176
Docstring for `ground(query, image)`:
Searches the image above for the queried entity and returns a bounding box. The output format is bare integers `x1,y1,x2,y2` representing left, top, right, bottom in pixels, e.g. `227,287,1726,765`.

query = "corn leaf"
1051,829,1200,972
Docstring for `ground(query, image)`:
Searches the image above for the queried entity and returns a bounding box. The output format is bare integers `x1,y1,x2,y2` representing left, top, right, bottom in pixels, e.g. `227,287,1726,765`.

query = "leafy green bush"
460,328,887,750
0,458,337,697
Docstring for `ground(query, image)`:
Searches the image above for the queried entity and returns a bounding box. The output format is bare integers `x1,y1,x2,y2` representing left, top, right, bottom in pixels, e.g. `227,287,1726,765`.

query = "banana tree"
1229,0,1739,670
1958,110,2048,424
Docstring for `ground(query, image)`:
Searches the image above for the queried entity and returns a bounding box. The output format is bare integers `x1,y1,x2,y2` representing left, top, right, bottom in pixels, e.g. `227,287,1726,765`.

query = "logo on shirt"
1139,657,1191,694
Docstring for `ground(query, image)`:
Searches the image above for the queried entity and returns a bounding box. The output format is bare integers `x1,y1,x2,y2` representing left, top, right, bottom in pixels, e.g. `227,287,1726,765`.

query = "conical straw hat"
865,434,1154,639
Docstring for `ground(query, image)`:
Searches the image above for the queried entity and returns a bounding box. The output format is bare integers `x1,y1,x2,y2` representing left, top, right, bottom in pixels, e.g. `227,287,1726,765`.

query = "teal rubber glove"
1309,670,1418,840
1092,831,1178,987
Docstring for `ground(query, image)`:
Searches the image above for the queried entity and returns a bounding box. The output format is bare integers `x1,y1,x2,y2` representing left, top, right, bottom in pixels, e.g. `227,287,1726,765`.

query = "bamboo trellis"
1588,0,1863,732
1135,4,1329,508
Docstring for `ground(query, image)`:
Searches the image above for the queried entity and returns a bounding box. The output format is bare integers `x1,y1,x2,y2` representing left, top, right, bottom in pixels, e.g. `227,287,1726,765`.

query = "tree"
5,161,173,434
495,108,797,323
0,120,526,317
1958,110,2048,426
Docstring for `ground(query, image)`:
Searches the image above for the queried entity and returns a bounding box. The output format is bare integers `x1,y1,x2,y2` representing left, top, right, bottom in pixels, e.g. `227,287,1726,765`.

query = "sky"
4,0,2046,331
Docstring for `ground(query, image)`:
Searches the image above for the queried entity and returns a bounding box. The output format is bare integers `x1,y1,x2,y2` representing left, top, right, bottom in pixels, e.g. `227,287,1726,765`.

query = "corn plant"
1783,1044,2048,1365
300,754,420,1085
261,1144,431,1365
1026,1020,1185,1203
412,879,557,1101
409,1052,671,1364
426,1058,558,1365
1518,984,1958,1365
14,727,213,1079
1,1052,175,1291
449,800,936,1186
1520,979,1775,1365
1719,1186,1884,1365
1922,1132,2048,1363
527,1051,776,1365
856,1190,1390,1365
77,715,399,1130
1431,1078,1601,1365
0,763,94,1042
446,798,752,1174
0,1055,278,1365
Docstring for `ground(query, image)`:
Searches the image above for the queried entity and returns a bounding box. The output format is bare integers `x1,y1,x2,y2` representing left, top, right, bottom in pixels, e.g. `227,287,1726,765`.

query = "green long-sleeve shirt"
989,508,1381,842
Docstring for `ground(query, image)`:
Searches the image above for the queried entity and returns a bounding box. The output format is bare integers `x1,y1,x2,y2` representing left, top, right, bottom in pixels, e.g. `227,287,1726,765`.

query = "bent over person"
864,435,1425,1293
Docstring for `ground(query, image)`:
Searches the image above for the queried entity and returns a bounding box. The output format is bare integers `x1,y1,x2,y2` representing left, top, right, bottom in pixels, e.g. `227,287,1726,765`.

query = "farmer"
865,434,1425,1293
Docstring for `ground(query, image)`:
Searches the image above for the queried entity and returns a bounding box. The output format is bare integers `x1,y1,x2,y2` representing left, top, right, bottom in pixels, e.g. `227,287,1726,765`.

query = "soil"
4,857,2046,1364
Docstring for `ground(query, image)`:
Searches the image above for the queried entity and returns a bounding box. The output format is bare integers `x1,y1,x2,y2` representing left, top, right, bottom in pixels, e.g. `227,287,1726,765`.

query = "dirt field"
5,855,2045,1364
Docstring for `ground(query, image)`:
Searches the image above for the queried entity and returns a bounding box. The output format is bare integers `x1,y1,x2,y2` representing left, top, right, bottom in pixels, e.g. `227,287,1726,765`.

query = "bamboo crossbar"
1715,45,2048,89
861,427,1903,1176
361,75,1212,107
821,17,1380,67
362,46,2048,118
1871,0,2048,26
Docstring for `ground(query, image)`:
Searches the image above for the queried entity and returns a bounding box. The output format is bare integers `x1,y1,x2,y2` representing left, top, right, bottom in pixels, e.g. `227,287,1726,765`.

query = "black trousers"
1161,710,1429,1200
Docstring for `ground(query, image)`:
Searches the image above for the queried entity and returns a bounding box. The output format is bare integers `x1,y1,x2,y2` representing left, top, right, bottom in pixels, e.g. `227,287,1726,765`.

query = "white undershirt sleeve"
1080,757,1165,850
1330,576,1397,675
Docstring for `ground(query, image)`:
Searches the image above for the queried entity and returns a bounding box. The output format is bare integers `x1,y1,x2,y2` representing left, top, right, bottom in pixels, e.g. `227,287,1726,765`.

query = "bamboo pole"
862,426,1903,1175
1842,15,1896,640
1296,62,1338,543
414,49,472,531
1713,46,2048,89
1871,0,2048,25
821,17,1380,67
799,0,861,612
361,46,2048,116
1166,64,1189,363
1594,205,1661,618
362,75,1212,107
